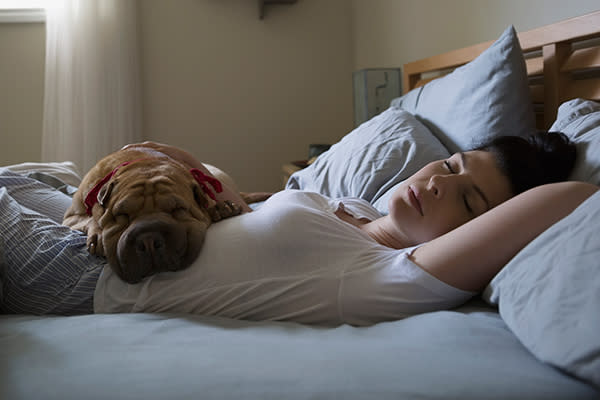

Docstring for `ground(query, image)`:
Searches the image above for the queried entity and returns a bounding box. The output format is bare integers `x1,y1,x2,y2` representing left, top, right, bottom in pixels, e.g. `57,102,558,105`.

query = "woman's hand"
122,141,203,169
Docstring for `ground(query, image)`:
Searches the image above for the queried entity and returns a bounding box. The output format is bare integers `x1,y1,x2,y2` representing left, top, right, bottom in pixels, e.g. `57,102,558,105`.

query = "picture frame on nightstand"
353,68,401,127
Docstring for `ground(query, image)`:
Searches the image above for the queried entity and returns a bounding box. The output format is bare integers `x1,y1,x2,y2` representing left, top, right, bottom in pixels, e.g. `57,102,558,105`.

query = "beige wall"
0,22,45,164
351,0,600,71
137,0,354,191
0,0,354,192
1,1,599,190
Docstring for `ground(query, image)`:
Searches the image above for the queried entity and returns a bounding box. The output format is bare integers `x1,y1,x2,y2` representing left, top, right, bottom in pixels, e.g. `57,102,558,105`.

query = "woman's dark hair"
473,131,576,195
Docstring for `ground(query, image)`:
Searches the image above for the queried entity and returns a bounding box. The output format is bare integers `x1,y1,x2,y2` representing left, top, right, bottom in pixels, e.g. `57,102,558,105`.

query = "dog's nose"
135,231,166,255
117,218,189,282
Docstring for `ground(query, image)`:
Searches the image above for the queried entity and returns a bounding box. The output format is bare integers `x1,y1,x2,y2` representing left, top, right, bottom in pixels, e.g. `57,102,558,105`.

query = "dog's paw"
86,234,98,254
207,200,242,222
86,233,105,257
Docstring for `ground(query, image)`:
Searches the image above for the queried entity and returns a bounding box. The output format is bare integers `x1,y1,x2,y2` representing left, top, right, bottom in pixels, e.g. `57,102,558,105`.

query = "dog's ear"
193,184,209,208
97,181,115,207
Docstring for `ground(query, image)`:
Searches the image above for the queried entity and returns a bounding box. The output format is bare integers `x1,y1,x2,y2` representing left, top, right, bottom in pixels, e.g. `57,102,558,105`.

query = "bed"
1,11,600,400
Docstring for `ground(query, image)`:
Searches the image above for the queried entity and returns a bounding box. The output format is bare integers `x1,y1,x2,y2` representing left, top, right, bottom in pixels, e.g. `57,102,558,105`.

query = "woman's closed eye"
444,160,474,214
444,160,455,173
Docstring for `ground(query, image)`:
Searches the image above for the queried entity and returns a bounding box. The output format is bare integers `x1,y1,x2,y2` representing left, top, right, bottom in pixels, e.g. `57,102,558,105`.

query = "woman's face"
388,150,513,245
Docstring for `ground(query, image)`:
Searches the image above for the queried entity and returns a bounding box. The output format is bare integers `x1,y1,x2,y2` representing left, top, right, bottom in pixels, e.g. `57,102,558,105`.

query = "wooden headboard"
403,11,600,129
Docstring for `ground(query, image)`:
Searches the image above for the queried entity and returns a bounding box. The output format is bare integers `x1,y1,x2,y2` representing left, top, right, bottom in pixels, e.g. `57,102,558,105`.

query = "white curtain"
42,0,142,173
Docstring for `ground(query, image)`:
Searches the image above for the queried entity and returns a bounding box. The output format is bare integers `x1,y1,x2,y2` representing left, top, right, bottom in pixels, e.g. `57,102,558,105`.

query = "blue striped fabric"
0,169,74,223
0,170,105,315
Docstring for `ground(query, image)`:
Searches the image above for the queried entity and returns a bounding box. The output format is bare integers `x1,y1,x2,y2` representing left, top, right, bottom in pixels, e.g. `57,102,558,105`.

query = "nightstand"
282,163,302,188
282,146,329,188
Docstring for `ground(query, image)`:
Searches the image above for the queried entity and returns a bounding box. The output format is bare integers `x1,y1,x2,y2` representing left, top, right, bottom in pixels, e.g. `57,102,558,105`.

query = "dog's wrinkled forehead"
108,172,195,215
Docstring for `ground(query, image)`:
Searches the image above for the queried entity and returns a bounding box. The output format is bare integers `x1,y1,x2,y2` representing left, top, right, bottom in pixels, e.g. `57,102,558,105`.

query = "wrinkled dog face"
94,165,212,283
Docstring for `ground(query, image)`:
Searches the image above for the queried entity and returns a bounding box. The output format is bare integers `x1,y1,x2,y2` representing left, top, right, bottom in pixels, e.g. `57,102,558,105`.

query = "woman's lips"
408,185,423,216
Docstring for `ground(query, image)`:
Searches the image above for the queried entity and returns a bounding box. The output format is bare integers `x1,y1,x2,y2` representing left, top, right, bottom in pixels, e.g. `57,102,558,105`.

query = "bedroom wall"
137,0,354,192
1,1,598,191
0,0,354,192
0,22,45,164
351,0,600,72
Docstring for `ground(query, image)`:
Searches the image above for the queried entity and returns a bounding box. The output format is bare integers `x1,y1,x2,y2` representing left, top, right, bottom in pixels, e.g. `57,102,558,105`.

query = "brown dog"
63,144,241,283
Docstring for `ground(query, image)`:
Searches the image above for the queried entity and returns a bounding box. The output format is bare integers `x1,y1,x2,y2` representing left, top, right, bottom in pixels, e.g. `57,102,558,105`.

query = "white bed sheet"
0,300,597,400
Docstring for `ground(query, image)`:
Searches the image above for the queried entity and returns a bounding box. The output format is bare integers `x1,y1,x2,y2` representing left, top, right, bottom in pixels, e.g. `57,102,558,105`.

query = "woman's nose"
428,174,455,198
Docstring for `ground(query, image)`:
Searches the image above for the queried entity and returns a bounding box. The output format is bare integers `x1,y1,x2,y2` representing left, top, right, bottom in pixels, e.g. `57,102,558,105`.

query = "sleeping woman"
0,133,597,325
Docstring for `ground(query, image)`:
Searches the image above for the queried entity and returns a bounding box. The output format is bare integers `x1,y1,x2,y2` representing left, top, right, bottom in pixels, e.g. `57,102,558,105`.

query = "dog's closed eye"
112,197,136,220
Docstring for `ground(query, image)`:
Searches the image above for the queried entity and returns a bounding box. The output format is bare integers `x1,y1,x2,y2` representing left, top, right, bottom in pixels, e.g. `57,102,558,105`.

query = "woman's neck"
359,216,413,249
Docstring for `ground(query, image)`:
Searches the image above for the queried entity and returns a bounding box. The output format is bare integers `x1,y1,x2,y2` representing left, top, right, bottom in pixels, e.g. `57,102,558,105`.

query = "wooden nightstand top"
282,163,303,188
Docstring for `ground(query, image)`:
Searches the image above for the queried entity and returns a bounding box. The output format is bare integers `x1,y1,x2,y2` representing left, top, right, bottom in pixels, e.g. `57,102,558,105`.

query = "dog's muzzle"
116,215,194,283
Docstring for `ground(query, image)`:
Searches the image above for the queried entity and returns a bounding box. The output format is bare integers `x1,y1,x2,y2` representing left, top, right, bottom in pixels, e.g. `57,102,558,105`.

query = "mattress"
0,300,596,400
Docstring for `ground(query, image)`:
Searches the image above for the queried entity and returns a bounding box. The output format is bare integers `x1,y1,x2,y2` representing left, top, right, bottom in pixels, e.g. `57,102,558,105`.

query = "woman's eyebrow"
460,152,490,211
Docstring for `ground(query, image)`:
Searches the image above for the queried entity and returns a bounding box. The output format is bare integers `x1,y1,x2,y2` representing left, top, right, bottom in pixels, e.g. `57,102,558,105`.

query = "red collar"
190,168,223,201
84,160,222,216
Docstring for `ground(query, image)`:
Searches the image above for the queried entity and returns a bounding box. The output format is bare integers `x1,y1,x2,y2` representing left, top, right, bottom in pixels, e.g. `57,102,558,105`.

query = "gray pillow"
482,98,600,388
285,107,449,214
392,26,536,153
549,98,600,184
483,191,600,388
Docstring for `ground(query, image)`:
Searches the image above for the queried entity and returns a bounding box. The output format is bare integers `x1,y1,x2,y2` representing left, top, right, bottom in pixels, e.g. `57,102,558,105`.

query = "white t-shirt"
94,190,474,326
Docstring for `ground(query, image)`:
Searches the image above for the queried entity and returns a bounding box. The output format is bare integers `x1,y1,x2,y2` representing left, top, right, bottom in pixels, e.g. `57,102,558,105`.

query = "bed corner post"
542,43,572,129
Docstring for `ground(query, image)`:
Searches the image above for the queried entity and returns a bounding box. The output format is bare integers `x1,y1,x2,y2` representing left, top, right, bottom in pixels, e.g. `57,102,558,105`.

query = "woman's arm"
410,181,599,292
